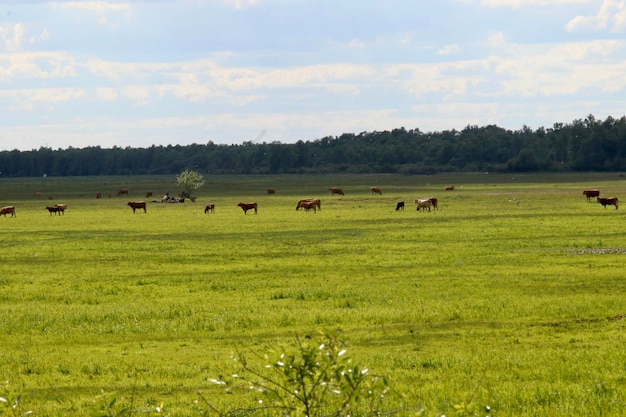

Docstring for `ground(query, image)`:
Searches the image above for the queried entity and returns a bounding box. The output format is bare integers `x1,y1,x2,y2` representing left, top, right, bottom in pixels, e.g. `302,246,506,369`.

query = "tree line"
2,114,625,177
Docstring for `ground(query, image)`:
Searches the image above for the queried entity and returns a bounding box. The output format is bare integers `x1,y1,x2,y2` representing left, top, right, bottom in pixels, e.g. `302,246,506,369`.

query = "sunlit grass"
0,173,625,416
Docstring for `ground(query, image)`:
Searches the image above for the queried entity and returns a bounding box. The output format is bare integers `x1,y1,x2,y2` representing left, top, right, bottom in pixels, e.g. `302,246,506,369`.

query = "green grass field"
1,173,625,416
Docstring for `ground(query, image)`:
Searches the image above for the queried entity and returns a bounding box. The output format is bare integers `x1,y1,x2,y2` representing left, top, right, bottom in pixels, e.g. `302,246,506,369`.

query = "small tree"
176,169,205,197
200,330,403,416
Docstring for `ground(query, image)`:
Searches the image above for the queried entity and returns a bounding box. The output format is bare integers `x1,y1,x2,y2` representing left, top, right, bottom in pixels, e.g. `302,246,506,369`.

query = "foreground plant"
201,330,404,416
0,381,31,417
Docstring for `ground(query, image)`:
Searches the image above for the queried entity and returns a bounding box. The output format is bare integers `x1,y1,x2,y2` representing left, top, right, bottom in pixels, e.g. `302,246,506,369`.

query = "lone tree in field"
176,169,205,196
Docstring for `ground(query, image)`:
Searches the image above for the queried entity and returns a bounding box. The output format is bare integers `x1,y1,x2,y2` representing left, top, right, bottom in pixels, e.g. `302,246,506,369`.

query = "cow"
444,185,455,191
329,187,344,196
204,203,215,214
370,187,382,195
395,201,405,211
146,191,153,198
296,198,321,211
415,198,433,212
127,201,147,213
0,206,15,217
117,188,130,197
267,188,276,195
238,202,258,214
597,197,618,210
45,206,61,215
55,203,67,215
583,189,600,202
298,200,318,212
34,192,42,197
96,192,102,199
429,197,438,210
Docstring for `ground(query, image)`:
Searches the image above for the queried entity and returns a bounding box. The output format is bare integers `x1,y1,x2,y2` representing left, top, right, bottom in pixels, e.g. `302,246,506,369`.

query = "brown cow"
429,197,438,210
117,188,130,197
146,191,153,198
127,201,147,213
583,189,600,202
370,186,382,195
444,185,455,191
96,192,102,199
204,203,215,214
55,203,67,215
296,198,321,211
597,197,618,210
238,202,258,214
34,192,43,197
298,201,318,212
0,206,16,217
267,188,276,195
329,187,344,196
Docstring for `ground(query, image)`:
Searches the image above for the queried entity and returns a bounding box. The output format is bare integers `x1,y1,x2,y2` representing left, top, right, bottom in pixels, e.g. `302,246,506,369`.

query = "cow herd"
0,186,620,219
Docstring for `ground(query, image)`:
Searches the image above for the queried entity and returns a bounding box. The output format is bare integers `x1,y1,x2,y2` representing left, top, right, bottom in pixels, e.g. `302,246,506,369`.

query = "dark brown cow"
0,206,15,217
370,186,382,195
204,203,215,214
267,188,276,195
238,202,258,214
146,191,153,198
117,188,130,197
597,197,618,209
329,187,344,196
444,185,455,191
96,192,102,199
583,189,600,202
296,198,321,211
127,201,147,213
34,191,43,197
46,206,61,215
429,197,438,210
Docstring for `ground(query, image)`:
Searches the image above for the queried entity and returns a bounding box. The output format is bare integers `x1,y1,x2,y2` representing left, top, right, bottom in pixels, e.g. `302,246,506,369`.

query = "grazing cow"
597,197,619,210
296,198,321,211
96,192,102,199
583,189,600,202
298,200,318,212
238,202,258,214
146,191,153,198
117,188,130,197
46,206,61,215
444,185,455,191
429,197,438,210
370,187,382,195
0,206,16,217
55,203,67,215
34,192,42,197
415,198,433,212
204,203,215,214
329,187,344,196
395,201,405,211
127,201,147,213
267,188,276,195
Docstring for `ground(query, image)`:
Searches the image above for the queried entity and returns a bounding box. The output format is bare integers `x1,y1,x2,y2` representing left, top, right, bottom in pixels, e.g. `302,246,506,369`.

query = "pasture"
0,173,625,416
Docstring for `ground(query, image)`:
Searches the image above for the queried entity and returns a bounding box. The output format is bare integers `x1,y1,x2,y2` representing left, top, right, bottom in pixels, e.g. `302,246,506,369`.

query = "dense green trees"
1,115,626,177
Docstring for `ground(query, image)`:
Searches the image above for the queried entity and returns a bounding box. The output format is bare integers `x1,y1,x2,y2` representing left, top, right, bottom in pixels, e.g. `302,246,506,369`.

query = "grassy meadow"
0,172,625,416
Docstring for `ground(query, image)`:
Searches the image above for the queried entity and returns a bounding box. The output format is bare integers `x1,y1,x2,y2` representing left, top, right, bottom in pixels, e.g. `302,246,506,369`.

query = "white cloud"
0,23,26,51
566,0,626,32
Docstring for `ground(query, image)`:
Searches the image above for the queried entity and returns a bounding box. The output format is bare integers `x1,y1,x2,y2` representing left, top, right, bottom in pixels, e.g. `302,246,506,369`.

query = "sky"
1,0,625,152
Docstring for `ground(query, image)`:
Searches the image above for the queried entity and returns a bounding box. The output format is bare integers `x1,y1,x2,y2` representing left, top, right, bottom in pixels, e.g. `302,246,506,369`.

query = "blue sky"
1,0,625,151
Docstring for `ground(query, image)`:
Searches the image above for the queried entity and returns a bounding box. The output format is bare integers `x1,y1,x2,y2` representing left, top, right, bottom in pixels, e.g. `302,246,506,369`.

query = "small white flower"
338,349,347,356
276,361,284,366
361,368,369,374
0,397,7,403
208,379,226,385
319,343,325,350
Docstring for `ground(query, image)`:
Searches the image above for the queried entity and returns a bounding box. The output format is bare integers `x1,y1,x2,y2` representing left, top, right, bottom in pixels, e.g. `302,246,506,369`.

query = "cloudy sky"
1,0,625,151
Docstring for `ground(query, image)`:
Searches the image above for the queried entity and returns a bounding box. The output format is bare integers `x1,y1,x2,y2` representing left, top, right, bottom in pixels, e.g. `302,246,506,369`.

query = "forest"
1,114,626,177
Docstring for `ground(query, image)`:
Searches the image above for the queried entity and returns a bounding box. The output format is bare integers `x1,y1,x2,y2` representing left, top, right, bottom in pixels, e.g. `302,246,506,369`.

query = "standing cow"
127,201,147,213
583,189,600,202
